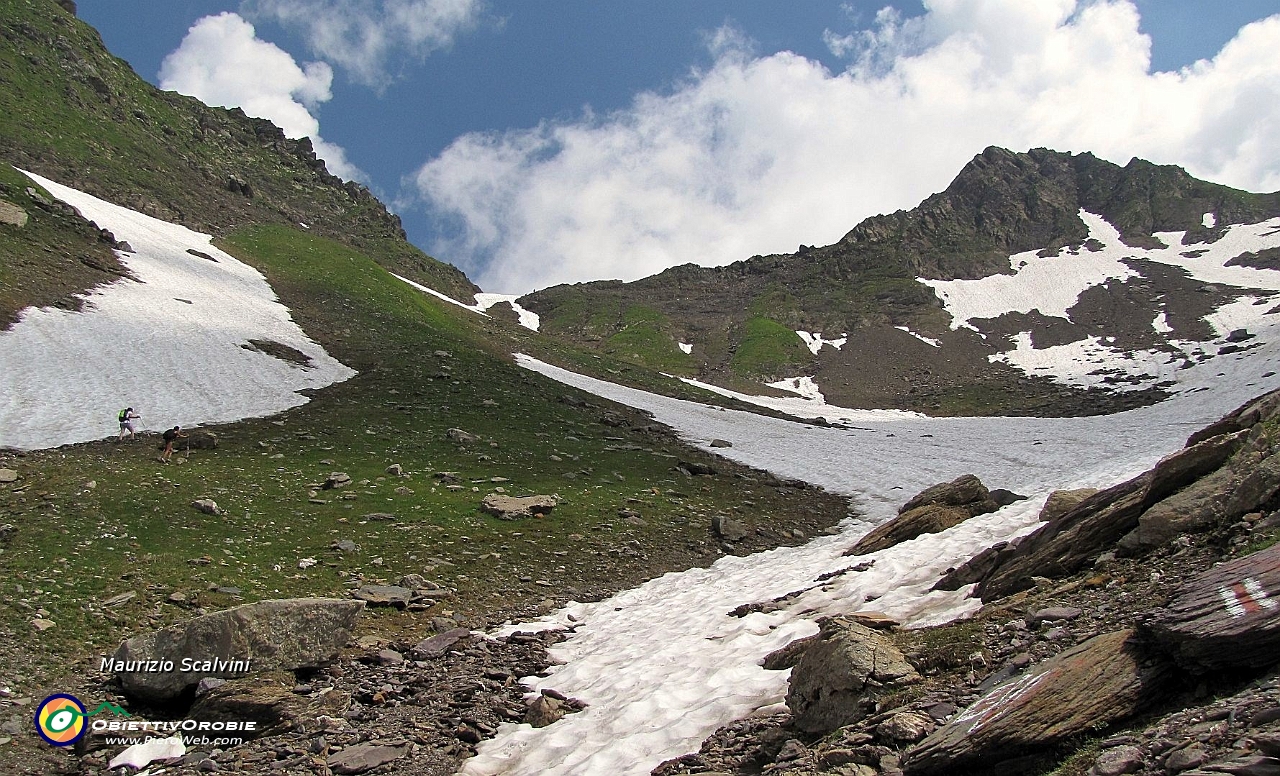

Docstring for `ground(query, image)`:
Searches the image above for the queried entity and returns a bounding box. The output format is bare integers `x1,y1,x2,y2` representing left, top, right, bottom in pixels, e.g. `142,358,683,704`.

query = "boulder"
899,474,996,514
848,475,1002,555
447,427,478,444
177,430,218,451
322,472,352,490
1038,488,1099,522
712,514,748,542
0,200,28,227
188,672,349,736
1146,542,1280,672
786,617,921,734
190,499,222,516
481,494,557,519
525,694,566,728
110,598,363,703
0,468,19,483
847,504,973,556
904,630,1168,775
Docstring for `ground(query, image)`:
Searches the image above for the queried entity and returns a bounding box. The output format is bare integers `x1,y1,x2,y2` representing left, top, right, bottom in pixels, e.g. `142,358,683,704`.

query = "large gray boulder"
905,630,1168,775
786,617,920,733
109,598,363,703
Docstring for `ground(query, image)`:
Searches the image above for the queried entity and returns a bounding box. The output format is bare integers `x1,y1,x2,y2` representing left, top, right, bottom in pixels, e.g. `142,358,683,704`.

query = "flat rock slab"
328,743,410,774
110,598,363,703
411,627,471,659
905,630,1167,775
481,493,557,519
354,585,413,607
1147,542,1280,672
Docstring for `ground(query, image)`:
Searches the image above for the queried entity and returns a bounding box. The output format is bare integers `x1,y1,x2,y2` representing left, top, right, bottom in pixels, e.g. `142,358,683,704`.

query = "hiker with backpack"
117,407,140,441
160,425,186,463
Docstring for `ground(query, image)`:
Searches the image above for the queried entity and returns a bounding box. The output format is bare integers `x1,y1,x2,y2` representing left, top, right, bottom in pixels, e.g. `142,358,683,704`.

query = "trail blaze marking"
1219,577,1277,618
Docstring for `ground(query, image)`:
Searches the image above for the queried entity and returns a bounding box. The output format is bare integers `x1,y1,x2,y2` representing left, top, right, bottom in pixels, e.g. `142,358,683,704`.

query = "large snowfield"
0,172,354,450
7,180,1280,774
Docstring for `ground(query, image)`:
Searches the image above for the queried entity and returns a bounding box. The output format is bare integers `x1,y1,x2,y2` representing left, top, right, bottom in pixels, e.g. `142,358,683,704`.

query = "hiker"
160,425,186,463
117,407,141,441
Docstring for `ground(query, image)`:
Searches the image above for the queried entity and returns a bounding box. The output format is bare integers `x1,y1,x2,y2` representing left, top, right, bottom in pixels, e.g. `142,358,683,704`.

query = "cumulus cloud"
409,0,1280,294
159,12,364,181
242,0,484,89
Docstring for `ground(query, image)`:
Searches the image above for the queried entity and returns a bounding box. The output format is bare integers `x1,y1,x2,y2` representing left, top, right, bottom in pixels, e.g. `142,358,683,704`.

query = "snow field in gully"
0,173,353,450
463,346,1280,775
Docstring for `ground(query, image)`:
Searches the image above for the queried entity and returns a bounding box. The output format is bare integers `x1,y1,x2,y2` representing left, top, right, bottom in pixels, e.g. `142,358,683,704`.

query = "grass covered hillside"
0,0,476,318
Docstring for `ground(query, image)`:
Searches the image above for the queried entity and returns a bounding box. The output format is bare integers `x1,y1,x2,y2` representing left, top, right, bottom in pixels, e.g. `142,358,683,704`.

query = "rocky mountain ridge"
521,147,1280,417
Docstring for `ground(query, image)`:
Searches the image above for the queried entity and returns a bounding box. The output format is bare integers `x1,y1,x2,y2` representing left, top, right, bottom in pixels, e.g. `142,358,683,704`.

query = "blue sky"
80,1,1280,293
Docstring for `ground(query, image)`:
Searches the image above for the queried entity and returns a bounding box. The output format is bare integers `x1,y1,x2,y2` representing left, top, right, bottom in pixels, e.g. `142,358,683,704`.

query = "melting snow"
795,330,847,354
766,376,825,402
0,172,355,450
894,325,942,347
392,276,542,332
678,342,693,354
460,349,1280,776
921,210,1280,391
1204,212,1217,228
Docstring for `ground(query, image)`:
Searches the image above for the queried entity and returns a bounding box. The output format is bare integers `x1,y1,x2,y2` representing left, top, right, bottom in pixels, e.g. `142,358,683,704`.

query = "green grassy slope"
0,0,475,318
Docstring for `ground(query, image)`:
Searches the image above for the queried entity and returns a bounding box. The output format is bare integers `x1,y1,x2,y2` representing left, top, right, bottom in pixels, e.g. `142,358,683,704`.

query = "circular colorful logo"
34,694,87,747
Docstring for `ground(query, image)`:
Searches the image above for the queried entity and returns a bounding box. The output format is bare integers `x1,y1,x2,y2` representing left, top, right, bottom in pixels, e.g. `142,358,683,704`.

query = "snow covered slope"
921,210,1280,392
0,172,354,450
461,344,1280,776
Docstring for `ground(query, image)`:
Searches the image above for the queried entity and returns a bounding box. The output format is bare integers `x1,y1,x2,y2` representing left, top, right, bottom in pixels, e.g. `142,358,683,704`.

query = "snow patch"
1,172,355,450
796,330,847,354
766,375,825,401
894,325,941,347
474,293,541,332
678,342,693,354
392,276,541,332
1204,212,1216,229
1153,310,1172,334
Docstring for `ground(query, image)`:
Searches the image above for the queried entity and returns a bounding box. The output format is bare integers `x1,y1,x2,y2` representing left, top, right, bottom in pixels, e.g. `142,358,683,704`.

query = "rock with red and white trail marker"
1146,542,1280,672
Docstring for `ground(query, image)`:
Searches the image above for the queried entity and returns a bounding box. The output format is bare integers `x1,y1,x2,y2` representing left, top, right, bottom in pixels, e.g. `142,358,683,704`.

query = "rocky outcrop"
1147,542,1280,673
847,475,1002,555
110,598,363,703
786,618,921,734
940,391,1280,601
904,630,1168,775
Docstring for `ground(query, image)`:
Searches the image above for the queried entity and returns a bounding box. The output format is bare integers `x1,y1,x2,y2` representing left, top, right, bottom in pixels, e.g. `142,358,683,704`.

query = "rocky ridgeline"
658,388,1280,776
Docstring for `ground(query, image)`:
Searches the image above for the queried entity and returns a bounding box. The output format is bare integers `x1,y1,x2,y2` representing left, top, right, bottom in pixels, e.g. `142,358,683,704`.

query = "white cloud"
409,0,1280,294
159,12,364,181
242,0,484,89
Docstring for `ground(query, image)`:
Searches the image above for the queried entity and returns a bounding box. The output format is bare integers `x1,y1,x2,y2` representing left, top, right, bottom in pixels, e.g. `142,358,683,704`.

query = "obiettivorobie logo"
34,694,132,747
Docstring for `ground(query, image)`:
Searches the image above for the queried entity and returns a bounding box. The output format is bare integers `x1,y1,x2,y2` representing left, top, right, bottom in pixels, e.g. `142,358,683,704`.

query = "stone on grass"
353,585,413,608
190,499,222,516
110,598,363,703
481,493,557,519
